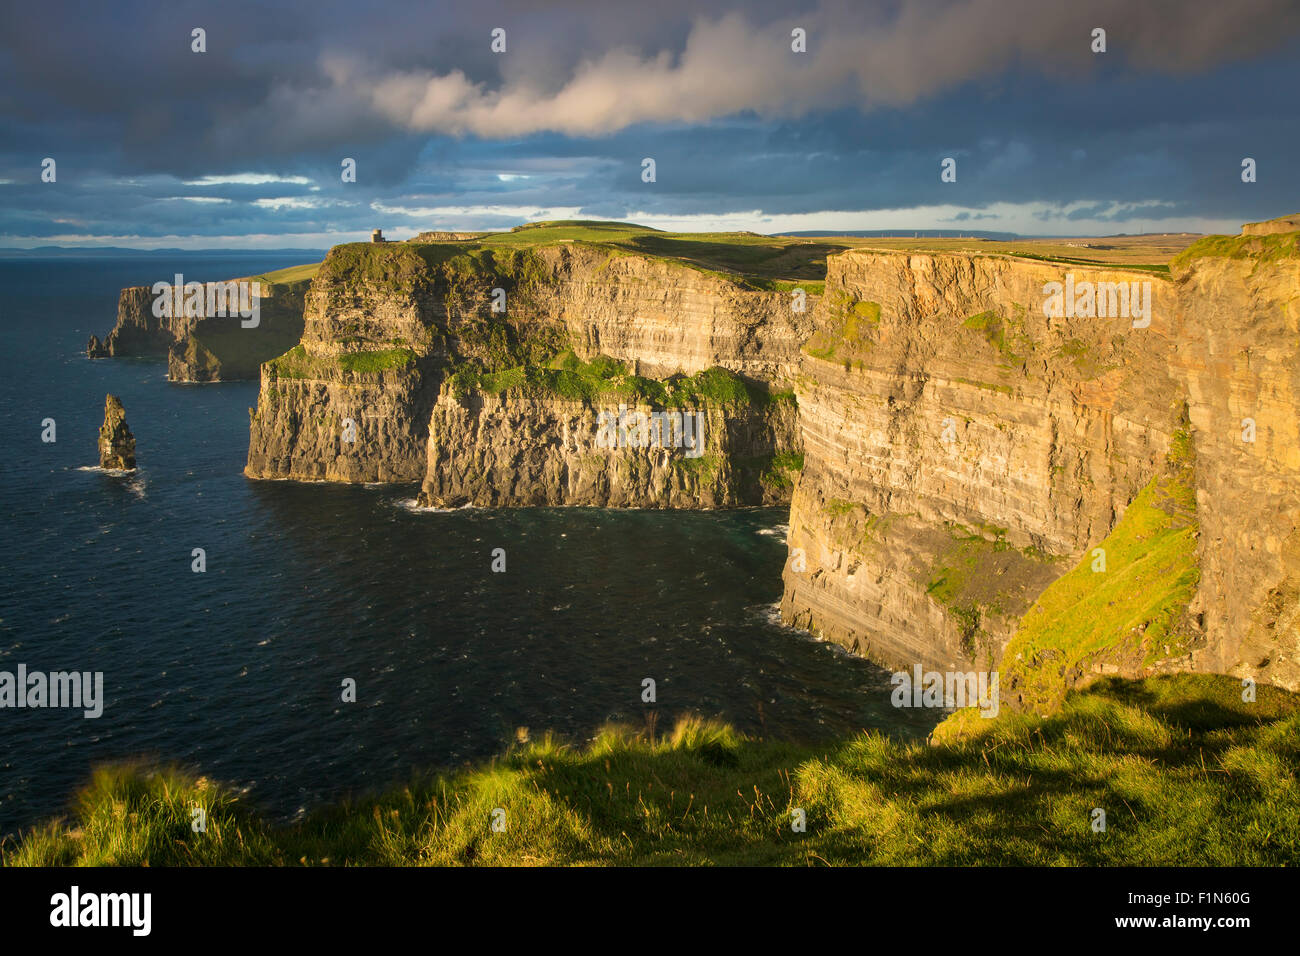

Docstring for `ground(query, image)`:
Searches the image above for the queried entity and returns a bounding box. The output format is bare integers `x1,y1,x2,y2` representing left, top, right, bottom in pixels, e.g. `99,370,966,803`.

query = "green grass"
6,675,1297,866
999,425,1200,714
266,345,416,379
1170,230,1300,272
450,352,763,409
391,221,851,289
338,348,417,374
240,261,322,287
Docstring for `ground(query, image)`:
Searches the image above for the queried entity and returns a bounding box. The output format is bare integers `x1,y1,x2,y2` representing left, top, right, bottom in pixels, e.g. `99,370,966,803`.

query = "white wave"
394,497,477,514
76,465,147,498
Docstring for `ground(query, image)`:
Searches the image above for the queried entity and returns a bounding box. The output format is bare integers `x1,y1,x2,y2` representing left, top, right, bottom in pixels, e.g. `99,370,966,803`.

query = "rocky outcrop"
1242,213,1300,236
95,275,309,382
246,241,813,485
98,394,136,470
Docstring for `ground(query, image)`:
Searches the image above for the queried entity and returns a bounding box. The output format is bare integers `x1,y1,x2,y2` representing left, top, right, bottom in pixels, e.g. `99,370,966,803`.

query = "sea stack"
98,394,136,470
86,334,108,358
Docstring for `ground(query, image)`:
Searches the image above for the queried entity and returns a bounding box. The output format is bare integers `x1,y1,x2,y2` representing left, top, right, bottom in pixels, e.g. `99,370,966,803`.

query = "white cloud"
183,173,313,186
620,201,1239,236
287,1,1300,139
253,197,354,210
369,200,584,221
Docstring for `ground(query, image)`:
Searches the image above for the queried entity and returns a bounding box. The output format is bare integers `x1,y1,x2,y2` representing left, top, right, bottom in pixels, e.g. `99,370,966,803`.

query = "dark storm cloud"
0,0,1298,243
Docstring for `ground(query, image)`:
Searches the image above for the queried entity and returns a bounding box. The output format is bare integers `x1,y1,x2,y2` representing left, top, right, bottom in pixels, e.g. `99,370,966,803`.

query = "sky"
2,0,1298,248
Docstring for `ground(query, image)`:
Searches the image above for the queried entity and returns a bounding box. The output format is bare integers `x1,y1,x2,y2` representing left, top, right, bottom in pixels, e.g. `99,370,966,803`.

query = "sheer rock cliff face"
780,246,1300,692
244,242,812,488
1169,253,1300,690
418,391,799,509
781,252,1181,671
101,286,190,356
241,234,1300,691
94,281,308,383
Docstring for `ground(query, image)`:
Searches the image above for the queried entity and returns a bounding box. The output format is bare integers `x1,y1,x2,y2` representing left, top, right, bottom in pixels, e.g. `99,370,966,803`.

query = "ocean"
0,256,938,836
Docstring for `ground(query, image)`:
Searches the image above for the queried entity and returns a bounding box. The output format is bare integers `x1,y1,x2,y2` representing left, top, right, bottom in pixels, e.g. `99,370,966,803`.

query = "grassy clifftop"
5,675,1296,866
320,221,843,293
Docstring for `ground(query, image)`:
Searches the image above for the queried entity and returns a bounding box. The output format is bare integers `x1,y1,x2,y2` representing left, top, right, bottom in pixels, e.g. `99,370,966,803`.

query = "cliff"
246,236,815,495
239,220,1300,695
419,364,800,508
781,252,1180,672
91,266,314,382
782,228,1300,695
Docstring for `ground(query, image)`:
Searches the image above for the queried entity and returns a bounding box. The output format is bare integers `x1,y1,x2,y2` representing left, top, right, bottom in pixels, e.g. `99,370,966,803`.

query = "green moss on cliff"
266,345,416,379
962,309,1032,369
760,450,805,491
923,524,1059,661
1171,231,1300,272
999,424,1200,714
804,292,881,364
450,354,765,410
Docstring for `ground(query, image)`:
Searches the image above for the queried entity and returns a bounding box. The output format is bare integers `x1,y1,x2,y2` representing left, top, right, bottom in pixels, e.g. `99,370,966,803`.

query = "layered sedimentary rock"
419,387,799,509
99,285,188,356
246,241,812,491
98,394,136,470
781,252,1180,671
93,276,309,382
781,229,1300,692
241,220,1300,693
1168,238,1300,689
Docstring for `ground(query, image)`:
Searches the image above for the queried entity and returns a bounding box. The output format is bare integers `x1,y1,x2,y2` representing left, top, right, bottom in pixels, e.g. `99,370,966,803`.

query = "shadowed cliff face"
96,278,309,382
102,285,190,356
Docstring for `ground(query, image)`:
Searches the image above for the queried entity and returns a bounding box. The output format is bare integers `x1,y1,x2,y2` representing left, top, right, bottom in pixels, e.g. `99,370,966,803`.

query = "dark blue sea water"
0,257,937,836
